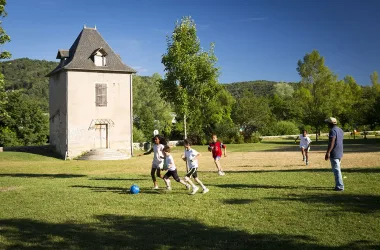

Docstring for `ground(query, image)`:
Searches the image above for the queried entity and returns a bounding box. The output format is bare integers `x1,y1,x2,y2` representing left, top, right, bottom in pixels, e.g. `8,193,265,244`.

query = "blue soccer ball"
130,184,140,194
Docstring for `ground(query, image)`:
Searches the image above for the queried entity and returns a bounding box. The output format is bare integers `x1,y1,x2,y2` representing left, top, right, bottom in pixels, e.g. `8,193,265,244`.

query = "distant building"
47,26,136,159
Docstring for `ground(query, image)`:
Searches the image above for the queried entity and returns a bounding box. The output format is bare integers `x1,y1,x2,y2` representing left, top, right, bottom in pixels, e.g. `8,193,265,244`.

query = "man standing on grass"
324,117,344,191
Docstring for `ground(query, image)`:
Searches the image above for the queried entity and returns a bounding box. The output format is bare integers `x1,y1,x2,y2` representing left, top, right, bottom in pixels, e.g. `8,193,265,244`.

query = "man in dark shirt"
325,117,344,191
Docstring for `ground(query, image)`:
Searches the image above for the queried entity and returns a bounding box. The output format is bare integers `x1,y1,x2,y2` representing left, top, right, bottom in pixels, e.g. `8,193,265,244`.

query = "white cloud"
132,66,148,73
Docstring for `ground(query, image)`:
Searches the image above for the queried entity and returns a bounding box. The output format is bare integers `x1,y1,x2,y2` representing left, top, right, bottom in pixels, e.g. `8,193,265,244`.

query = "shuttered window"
95,83,107,107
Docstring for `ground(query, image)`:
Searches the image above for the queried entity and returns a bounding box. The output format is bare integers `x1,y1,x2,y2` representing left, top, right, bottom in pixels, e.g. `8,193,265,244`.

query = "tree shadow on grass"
223,198,256,205
71,185,162,195
89,178,146,181
0,214,378,249
71,185,130,194
0,173,86,178
266,194,380,214
3,145,63,159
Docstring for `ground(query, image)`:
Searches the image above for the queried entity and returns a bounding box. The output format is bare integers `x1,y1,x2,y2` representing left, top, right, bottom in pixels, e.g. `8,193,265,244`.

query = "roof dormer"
91,47,108,66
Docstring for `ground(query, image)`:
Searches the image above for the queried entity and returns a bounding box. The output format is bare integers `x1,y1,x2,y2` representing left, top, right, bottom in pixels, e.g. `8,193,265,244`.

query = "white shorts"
300,145,310,151
152,162,164,170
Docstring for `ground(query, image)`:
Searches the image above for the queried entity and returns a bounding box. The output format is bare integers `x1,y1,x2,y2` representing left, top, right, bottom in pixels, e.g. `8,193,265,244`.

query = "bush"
212,121,243,144
187,131,207,145
246,132,262,143
230,133,245,144
0,127,22,147
261,120,299,136
133,126,146,142
274,121,299,135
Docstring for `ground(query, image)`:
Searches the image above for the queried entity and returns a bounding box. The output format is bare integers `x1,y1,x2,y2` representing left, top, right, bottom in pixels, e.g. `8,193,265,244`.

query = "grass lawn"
0,139,379,249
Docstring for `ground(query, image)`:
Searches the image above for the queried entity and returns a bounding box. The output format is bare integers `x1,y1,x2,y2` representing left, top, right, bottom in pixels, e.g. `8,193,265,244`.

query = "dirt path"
170,151,380,172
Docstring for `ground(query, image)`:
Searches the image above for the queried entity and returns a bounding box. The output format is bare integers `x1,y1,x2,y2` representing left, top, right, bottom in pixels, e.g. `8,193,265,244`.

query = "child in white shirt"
182,139,209,195
295,130,312,165
162,145,190,191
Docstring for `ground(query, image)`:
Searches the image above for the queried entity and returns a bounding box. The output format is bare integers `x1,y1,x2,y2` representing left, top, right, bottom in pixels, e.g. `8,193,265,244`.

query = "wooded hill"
1,58,58,112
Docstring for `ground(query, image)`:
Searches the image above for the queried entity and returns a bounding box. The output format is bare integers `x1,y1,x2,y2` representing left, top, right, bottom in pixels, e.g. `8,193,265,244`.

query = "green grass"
0,140,380,249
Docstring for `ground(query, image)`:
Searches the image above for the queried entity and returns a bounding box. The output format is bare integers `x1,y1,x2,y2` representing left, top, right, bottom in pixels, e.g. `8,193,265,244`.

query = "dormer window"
91,47,108,66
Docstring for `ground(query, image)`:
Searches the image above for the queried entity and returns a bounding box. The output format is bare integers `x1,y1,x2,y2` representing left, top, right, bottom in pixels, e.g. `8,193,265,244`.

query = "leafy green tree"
0,91,49,146
362,71,380,128
274,82,294,98
270,82,301,121
232,91,272,141
161,16,232,141
0,72,7,123
338,76,363,130
0,0,11,124
133,74,173,140
370,71,380,92
295,50,344,140
0,0,11,60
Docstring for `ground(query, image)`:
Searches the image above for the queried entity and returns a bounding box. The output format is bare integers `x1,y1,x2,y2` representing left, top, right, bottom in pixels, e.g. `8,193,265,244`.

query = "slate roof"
47,27,136,76
56,49,69,59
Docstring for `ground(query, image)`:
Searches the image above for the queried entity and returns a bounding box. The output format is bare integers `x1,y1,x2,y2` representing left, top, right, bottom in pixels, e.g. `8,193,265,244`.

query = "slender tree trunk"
315,127,319,142
184,114,187,139
184,114,189,172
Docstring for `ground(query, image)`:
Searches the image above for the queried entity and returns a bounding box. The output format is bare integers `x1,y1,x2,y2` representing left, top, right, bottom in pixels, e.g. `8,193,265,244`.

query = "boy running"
182,139,209,195
208,134,227,176
162,145,191,191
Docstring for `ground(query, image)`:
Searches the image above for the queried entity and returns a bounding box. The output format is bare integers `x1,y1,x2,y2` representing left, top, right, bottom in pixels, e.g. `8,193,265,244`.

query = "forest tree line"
1,55,379,147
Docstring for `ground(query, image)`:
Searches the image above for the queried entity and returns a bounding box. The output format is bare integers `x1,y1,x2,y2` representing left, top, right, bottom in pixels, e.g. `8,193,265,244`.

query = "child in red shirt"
208,134,227,176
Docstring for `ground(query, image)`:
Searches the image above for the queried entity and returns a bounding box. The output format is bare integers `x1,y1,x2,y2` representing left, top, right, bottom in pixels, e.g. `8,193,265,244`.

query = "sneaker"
153,186,159,190
302,157,305,162
218,171,225,176
202,188,209,194
190,186,199,195
185,184,191,190
334,187,344,192
166,186,172,191
306,161,309,166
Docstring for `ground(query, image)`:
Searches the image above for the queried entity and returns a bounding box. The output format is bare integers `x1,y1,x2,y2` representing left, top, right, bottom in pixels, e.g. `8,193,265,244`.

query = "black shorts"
163,169,180,182
185,168,198,178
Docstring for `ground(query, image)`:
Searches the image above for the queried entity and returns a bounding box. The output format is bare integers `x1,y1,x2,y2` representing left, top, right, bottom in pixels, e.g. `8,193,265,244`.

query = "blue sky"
3,0,380,85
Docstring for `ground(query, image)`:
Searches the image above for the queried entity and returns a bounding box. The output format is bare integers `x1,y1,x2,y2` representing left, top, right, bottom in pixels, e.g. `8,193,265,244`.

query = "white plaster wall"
66,71,132,158
49,71,67,158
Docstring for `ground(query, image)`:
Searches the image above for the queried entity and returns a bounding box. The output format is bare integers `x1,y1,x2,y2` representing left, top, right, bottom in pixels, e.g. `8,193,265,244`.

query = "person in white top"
162,145,190,191
295,130,312,165
143,135,166,189
181,139,209,195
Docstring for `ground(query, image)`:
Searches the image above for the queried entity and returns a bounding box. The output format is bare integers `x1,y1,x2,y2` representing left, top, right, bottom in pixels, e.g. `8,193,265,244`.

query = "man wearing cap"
324,117,344,191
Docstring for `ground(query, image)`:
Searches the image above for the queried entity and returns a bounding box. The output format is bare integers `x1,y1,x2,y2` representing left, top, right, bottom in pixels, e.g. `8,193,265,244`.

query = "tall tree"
133,74,173,140
296,50,343,140
0,0,11,123
271,82,300,121
364,71,380,128
161,16,230,141
370,71,379,92
339,76,362,130
232,91,272,141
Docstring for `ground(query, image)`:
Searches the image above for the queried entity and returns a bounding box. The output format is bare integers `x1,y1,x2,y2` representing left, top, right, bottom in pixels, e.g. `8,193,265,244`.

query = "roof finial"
94,24,97,30
84,24,87,28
